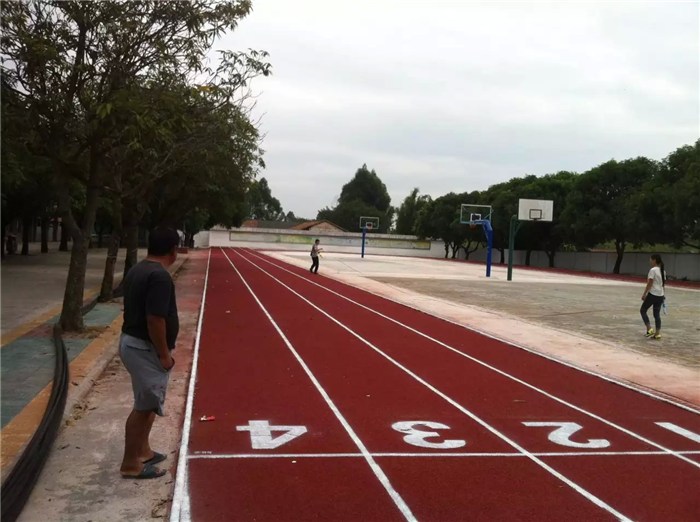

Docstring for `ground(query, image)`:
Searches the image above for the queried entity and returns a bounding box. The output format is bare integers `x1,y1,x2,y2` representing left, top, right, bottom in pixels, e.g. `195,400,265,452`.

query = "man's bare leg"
121,409,156,476
139,411,157,462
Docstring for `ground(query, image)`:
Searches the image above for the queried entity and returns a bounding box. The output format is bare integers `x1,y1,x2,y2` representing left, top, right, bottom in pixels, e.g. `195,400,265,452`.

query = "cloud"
216,1,699,217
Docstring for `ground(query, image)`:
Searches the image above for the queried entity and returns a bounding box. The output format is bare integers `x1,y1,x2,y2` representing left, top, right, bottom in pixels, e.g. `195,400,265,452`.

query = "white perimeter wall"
207,227,446,258
466,248,700,281
200,228,699,281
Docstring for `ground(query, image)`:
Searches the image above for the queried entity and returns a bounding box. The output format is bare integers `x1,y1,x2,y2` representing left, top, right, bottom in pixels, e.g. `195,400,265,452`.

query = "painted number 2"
392,421,466,449
523,421,610,448
236,420,307,449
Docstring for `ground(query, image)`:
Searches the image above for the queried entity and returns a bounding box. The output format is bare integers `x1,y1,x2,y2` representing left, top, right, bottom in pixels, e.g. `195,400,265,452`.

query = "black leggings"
310,256,319,273
640,294,664,331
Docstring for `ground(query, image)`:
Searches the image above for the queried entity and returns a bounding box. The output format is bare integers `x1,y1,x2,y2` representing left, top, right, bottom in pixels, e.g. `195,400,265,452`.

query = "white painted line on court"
232,249,633,522
221,249,418,522
188,450,700,460
247,248,700,416
244,248,700,469
170,249,212,522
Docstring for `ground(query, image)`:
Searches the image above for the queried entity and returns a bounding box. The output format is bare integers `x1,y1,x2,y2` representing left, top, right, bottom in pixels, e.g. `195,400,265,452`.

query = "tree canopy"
317,164,394,233
1,0,271,328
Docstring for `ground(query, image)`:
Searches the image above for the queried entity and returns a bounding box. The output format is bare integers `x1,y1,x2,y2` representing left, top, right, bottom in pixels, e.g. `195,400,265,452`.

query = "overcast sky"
215,0,699,219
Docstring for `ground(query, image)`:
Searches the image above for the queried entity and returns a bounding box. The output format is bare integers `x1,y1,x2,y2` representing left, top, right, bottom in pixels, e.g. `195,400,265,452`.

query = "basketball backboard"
359,216,379,231
460,204,492,225
517,199,553,222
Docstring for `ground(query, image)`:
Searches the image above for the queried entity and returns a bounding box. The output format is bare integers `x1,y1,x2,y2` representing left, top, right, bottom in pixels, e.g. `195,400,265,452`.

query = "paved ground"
0,244,148,481
1,242,146,338
16,251,205,522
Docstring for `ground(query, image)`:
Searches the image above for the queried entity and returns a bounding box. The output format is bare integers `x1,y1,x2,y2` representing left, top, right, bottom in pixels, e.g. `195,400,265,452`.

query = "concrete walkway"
0,244,147,478
14,249,206,522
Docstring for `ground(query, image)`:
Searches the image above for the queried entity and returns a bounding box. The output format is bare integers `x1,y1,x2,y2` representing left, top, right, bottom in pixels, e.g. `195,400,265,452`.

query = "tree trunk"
123,221,139,276
613,239,625,274
41,215,49,253
99,196,123,302
99,231,120,302
546,250,556,268
52,218,59,242
58,147,104,331
59,222,69,251
525,249,532,266
498,248,505,264
443,241,449,259
31,217,38,242
60,232,89,330
21,216,31,255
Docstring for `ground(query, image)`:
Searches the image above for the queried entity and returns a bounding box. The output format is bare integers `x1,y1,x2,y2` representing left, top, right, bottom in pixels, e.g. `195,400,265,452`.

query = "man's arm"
147,315,174,370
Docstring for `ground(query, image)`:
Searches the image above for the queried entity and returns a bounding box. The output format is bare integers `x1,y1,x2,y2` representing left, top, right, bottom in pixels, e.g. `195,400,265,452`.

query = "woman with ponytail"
640,254,665,339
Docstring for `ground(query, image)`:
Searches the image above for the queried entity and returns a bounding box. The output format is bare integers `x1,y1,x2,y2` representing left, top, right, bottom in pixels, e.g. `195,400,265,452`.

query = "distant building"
241,219,346,233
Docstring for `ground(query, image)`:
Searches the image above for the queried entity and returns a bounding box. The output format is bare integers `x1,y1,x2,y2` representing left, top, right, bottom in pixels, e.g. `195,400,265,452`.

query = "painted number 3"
392,421,466,449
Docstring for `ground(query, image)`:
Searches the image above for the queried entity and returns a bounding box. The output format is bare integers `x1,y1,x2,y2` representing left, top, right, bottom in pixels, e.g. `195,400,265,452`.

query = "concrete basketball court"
262,250,700,405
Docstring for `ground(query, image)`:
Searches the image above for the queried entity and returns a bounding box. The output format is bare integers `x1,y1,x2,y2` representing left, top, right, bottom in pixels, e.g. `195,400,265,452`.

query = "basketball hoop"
365,222,373,230
469,223,477,230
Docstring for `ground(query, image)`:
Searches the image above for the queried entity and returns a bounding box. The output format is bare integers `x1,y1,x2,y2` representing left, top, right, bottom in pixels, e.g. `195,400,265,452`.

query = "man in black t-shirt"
119,227,180,479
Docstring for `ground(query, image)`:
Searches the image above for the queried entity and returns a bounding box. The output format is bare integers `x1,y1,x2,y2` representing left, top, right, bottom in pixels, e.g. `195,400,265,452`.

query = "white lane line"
188,450,700,460
656,422,700,444
231,249,632,522
170,249,212,522
221,249,417,522
247,248,700,416
244,249,700,469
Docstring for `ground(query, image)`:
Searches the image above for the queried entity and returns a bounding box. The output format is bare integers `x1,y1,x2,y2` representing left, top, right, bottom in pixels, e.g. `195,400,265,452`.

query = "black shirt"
122,260,179,349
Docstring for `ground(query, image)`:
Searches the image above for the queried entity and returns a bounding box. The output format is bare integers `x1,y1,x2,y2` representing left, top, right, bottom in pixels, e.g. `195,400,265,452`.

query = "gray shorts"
119,334,171,416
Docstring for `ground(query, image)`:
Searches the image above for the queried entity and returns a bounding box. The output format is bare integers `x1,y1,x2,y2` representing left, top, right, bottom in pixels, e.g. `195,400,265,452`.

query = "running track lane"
183,249,408,521
231,247,700,521
241,248,700,450
219,249,618,521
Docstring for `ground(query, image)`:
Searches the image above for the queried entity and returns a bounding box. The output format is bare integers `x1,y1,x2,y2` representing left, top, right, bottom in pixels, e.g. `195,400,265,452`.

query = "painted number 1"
392,421,466,449
236,420,307,449
523,421,610,448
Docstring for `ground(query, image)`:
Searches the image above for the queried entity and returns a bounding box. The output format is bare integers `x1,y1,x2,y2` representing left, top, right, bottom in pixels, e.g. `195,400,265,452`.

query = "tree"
2,0,263,329
480,177,535,264
635,141,700,249
514,172,576,267
415,192,482,258
562,158,658,273
245,177,284,220
395,188,432,235
316,164,394,232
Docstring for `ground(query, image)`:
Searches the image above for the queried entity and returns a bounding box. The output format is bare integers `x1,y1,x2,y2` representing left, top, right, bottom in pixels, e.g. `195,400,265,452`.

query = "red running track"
171,248,700,522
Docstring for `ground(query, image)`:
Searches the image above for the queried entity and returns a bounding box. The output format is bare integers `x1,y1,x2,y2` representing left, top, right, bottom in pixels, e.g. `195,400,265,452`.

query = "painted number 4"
523,421,610,448
236,420,307,449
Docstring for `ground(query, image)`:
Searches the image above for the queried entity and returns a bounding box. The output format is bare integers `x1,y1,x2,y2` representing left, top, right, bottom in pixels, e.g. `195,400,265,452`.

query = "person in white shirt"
640,254,665,340
309,239,323,274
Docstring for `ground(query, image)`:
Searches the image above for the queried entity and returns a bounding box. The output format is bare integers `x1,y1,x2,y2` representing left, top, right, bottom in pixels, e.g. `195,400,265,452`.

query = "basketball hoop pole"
473,220,493,277
361,226,367,258
507,214,523,281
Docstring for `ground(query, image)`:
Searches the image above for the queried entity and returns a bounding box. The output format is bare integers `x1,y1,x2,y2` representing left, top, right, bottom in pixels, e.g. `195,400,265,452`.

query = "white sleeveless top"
648,266,664,297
